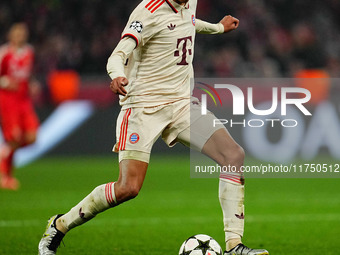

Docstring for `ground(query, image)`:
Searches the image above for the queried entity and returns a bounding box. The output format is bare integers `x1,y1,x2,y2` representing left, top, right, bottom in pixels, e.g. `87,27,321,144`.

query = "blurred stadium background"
1,0,340,254
1,0,340,159
2,0,340,78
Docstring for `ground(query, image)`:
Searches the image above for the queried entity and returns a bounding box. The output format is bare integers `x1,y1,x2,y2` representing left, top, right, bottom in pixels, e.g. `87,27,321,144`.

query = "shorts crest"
129,133,140,144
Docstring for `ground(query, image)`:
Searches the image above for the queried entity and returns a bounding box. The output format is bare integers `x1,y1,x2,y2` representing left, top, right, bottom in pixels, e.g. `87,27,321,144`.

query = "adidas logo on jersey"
167,23,176,30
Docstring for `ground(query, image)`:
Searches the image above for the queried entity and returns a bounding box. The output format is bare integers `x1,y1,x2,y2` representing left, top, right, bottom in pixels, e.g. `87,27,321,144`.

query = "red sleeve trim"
121,33,139,47
165,0,178,13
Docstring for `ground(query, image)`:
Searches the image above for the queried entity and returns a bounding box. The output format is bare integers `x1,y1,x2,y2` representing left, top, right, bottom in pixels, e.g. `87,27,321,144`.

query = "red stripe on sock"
105,182,116,206
105,183,111,205
220,174,242,184
109,183,113,205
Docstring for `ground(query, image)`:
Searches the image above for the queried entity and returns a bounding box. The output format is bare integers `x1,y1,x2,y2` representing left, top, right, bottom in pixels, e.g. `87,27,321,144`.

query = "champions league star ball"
129,21,143,33
179,234,223,255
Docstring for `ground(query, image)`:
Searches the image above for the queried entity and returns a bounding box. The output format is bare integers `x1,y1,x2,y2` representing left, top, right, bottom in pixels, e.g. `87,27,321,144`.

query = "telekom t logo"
174,36,192,65
200,84,312,116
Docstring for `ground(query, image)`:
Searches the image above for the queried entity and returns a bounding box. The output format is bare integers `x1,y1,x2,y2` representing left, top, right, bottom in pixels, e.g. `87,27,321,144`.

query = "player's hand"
29,79,41,100
7,81,19,90
0,76,19,91
110,77,129,96
219,15,239,33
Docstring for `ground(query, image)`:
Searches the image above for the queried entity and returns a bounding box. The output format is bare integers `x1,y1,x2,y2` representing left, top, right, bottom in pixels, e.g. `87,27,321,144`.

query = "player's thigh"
118,159,148,187
0,100,22,144
174,100,224,152
162,99,191,147
21,100,39,143
176,104,243,166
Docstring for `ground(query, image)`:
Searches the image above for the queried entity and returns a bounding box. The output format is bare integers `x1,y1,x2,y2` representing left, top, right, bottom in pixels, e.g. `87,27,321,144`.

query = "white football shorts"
114,98,225,163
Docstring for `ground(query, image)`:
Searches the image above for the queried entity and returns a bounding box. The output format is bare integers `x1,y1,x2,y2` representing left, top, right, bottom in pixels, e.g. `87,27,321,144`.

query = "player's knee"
222,145,245,166
117,182,141,201
126,185,140,199
7,140,20,150
27,136,36,144
236,146,245,162
231,145,245,164
24,133,37,145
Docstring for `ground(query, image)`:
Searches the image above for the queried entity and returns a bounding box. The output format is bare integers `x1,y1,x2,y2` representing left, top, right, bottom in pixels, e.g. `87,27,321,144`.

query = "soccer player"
0,23,40,190
38,0,269,254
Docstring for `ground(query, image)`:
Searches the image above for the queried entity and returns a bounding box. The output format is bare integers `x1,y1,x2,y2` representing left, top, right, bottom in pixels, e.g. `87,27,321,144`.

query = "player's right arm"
107,2,156,96
107,37,136,96
107,12,154,96
0,48,19,91
196,15,239,34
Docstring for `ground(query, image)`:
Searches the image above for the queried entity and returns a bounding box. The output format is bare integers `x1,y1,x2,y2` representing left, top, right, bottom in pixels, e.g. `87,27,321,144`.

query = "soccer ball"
179,234,223,255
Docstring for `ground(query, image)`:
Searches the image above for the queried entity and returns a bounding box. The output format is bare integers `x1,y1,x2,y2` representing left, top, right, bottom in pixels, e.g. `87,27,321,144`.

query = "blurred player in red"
0,23,40,190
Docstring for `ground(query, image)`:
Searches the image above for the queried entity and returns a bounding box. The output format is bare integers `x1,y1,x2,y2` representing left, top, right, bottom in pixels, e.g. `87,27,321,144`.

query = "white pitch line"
0,219,41,228
246,213,340,223
0,214,339,228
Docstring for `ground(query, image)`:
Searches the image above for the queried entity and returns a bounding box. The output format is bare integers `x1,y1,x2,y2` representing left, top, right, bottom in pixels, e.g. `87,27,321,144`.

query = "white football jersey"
119,0,198,108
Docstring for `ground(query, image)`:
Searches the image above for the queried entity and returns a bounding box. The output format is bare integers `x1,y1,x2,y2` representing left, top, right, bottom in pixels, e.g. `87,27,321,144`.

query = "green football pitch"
0,155,339,254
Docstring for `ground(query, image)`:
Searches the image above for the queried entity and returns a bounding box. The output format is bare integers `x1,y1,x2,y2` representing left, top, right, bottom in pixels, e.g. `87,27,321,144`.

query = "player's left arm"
196,15,239,34
28,50,41,98
0,51,19,90
29,77,41,99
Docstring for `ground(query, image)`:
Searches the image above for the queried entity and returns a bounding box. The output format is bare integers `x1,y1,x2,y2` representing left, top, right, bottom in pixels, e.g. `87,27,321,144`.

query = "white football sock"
60,182,117,231
219,176,244,248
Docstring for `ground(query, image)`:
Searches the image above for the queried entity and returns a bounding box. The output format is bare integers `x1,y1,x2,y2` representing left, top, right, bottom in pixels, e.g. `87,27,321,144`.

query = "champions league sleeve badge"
129,21,143,33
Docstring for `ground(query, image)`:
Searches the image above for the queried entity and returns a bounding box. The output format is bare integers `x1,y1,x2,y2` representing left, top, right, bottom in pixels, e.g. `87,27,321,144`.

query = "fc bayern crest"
192,15,196,26
129,21,143,33
129,133,140,144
